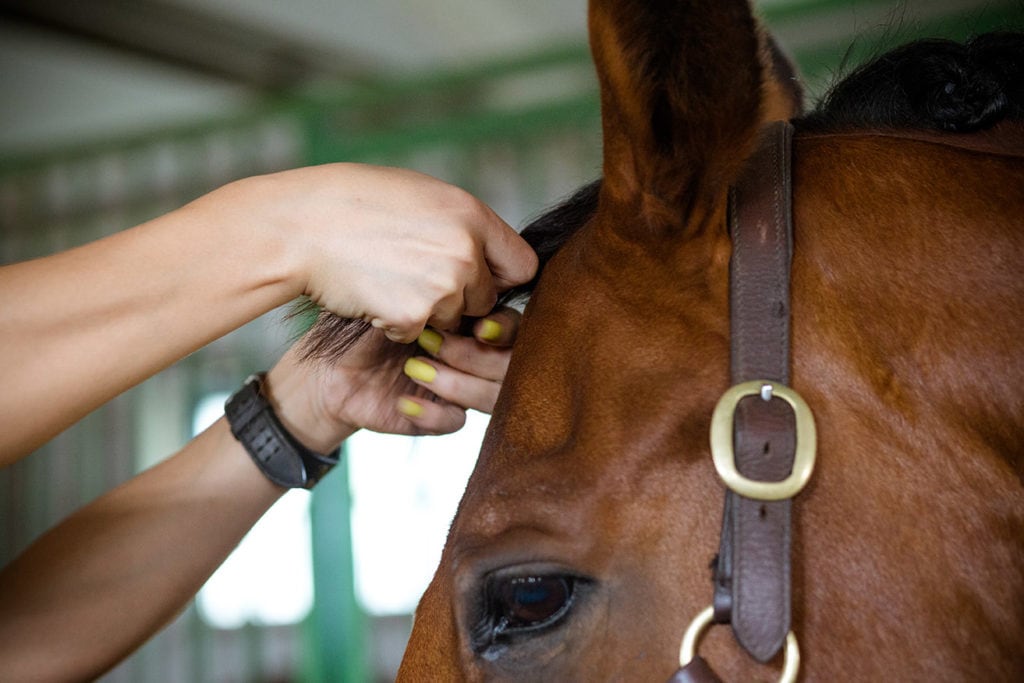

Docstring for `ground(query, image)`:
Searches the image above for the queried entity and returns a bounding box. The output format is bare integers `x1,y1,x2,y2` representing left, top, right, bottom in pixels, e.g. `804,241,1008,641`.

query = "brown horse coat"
397,1,1024,679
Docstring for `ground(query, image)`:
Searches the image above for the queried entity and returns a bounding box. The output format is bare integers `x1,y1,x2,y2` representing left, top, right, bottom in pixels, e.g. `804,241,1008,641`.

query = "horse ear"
589,0,786,229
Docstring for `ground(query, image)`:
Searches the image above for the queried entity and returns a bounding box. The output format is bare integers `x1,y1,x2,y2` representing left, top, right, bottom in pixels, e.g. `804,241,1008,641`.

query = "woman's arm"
0,163,535,464
0,417,280,682
0,310,521,682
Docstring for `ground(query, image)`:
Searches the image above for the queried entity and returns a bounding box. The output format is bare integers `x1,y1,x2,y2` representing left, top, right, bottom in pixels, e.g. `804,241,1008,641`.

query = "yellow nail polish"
417,329,443,355
404,357,437,383
479,319,503,342
397,397,423,417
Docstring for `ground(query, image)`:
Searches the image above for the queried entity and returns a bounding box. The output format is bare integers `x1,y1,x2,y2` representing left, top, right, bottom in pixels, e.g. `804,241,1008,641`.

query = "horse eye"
488,575,575,634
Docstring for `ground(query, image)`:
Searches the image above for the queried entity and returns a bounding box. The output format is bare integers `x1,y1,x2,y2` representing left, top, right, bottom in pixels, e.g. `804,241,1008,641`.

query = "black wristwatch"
224,373,340,489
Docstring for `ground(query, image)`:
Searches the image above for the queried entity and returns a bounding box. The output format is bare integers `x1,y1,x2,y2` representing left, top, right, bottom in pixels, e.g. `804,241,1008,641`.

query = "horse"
389,2,1024,680
323,1,1024,679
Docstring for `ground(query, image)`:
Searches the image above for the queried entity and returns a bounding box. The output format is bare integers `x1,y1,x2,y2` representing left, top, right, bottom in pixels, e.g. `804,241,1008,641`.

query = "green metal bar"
0,43,593,176
307,92,601,164
297,42,592,112
3,0,1020,176
188,607,209,683
243,622,261,682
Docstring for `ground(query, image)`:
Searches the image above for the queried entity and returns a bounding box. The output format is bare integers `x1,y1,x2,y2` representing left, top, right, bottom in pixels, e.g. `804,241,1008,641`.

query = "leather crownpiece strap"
713,120,796,662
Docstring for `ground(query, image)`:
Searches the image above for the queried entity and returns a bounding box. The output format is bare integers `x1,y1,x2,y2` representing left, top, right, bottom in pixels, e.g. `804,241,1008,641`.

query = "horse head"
398,1,1024,679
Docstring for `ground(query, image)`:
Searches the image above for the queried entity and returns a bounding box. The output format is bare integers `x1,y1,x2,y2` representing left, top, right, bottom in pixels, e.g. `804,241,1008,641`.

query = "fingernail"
417,329,443,355
404,357,437,383
397,397,423,417
478,319,503,342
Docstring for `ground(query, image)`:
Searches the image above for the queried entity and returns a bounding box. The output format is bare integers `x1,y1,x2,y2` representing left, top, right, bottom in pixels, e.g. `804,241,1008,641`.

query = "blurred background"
1,0,1020,681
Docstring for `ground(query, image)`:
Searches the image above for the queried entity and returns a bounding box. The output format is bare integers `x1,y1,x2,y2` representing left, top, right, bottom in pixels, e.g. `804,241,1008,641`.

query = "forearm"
0,418,285,682
0,177,301,462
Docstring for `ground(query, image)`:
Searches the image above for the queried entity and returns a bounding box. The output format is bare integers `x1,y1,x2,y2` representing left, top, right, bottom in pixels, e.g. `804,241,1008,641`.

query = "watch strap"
225,373,340,489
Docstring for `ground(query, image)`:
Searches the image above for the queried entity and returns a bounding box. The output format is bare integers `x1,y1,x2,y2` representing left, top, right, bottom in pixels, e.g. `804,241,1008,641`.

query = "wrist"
264,357,357,454
197,174,311,304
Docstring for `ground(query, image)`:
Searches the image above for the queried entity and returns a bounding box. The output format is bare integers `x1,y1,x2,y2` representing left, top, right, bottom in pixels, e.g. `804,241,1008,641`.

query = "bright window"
191,392,314,629
347,410,486,615
189,393,486,623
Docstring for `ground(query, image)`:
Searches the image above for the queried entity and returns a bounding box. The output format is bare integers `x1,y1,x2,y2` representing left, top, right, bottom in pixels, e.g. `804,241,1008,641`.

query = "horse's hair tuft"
803,31,1024,133
295,304,372,362
498,179,601,306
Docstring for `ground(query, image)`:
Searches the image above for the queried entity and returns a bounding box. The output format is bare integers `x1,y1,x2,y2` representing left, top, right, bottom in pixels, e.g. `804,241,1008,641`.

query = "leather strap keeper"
225,373,340,489
666,657,723,683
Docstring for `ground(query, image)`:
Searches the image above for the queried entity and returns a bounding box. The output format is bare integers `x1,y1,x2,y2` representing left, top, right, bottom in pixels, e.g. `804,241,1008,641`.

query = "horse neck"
791,130,1024,478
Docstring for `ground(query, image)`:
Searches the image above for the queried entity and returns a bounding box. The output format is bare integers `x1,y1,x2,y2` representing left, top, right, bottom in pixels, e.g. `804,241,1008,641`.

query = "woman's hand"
211,164,537,343
263,307,522,452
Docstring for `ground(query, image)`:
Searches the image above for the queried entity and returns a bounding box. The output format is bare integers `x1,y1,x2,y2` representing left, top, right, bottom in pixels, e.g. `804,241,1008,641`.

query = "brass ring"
679,605,800,683
709,380,816,501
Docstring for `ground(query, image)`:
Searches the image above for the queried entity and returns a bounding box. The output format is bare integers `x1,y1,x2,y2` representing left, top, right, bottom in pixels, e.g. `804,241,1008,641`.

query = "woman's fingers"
421,308,522,373
394,307,521,419
394,395,468,436
401,356,502,414
471,307,521,347
477,206,539,291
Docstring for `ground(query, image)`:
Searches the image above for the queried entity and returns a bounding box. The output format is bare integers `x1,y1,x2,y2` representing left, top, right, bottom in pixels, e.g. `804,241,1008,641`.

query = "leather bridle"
668,121,817,683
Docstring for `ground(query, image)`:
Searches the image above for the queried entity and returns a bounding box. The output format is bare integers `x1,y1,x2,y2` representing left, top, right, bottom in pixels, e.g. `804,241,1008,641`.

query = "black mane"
498,179,601,306
801,31,1024,133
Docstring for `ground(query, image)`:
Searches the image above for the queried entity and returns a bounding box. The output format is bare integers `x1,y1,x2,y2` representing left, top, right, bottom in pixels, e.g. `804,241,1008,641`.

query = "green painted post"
304,451,368,682
296,100,370,680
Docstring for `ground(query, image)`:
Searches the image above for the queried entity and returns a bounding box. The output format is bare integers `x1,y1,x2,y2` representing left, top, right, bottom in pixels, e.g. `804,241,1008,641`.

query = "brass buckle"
679,605,800,683
710,380,816,501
